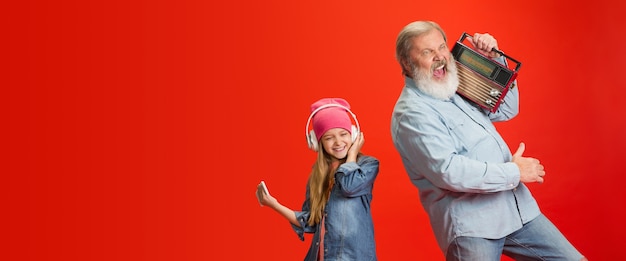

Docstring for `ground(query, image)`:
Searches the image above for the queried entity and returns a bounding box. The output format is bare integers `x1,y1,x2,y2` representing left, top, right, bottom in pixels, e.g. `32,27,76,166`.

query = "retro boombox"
451,32,522,112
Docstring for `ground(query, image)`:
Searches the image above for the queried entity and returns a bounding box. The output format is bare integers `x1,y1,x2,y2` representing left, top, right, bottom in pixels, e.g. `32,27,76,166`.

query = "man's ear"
401,59,412,76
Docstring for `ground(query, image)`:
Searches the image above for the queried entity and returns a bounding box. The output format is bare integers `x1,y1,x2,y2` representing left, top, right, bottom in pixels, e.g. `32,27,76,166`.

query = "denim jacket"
291,155,379,261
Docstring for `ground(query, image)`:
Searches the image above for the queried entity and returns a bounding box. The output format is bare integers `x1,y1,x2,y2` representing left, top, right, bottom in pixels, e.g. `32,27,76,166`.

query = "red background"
5,0,625,260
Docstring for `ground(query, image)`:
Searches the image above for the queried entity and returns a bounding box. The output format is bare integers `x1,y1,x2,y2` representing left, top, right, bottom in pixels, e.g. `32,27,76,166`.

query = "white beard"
412,58,460,100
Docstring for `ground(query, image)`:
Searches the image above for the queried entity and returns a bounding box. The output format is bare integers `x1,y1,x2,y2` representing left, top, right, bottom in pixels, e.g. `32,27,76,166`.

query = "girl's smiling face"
320,128,352,161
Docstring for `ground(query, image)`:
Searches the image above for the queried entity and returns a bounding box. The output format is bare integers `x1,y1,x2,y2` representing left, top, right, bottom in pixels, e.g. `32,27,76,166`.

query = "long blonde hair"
307,144,340,226
307,138,369,226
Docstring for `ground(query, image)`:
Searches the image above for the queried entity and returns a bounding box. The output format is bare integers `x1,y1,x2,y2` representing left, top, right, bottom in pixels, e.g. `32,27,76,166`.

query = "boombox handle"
459,32,522,72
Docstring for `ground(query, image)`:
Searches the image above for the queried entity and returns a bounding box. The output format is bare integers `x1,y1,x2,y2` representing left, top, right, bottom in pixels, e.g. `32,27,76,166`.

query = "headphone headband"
305,103,360,140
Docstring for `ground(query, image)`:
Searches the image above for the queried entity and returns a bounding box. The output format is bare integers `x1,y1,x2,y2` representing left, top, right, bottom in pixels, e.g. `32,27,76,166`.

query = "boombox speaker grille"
456,61,505,111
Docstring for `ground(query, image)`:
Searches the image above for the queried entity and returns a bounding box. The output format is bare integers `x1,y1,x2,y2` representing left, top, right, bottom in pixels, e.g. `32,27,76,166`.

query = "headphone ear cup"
351,125,359,142
308,130,318,151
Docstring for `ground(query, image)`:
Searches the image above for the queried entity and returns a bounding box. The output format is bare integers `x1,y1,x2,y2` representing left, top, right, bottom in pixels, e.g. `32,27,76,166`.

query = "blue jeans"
446,214,584,261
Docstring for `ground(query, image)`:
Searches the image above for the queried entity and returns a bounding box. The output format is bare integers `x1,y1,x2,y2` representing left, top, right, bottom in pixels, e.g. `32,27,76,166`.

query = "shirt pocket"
446,114,486,156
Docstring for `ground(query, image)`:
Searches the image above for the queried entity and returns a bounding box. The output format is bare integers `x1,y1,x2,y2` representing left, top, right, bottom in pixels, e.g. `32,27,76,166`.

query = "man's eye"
422,50,432,56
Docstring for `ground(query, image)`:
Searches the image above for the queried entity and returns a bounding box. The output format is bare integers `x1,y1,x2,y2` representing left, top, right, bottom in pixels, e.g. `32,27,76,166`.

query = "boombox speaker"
451,32,522,113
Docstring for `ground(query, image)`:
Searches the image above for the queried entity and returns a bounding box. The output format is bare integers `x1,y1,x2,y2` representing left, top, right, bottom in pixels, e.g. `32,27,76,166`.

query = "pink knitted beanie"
311,98,352,141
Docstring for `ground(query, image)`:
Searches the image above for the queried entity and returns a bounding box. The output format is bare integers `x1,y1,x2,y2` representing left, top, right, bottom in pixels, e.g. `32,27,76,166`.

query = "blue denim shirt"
390,76,541,254
292,155,379,261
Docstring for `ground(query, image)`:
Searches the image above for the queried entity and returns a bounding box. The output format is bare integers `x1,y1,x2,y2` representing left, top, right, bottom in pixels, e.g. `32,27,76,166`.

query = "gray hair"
395,21,447,76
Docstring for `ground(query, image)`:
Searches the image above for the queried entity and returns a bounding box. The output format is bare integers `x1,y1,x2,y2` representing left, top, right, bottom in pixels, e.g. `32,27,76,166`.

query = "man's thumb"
513,142,526,158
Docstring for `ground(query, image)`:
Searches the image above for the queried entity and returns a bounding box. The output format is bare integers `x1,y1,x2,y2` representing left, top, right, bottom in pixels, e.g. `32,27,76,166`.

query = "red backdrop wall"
6,0,625,260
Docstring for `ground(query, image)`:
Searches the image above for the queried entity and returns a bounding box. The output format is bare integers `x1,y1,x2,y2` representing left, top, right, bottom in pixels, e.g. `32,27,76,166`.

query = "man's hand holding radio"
471,33,501,58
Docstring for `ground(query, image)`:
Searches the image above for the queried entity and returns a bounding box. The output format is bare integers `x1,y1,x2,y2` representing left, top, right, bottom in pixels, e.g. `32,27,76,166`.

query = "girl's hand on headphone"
347,132,364,162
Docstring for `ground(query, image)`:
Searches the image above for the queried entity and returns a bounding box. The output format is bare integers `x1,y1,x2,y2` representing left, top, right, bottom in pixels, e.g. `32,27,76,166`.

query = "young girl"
256,97,379,261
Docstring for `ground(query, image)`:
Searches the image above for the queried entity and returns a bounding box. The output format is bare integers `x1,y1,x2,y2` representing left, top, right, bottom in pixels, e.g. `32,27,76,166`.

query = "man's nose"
433,50,444,61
